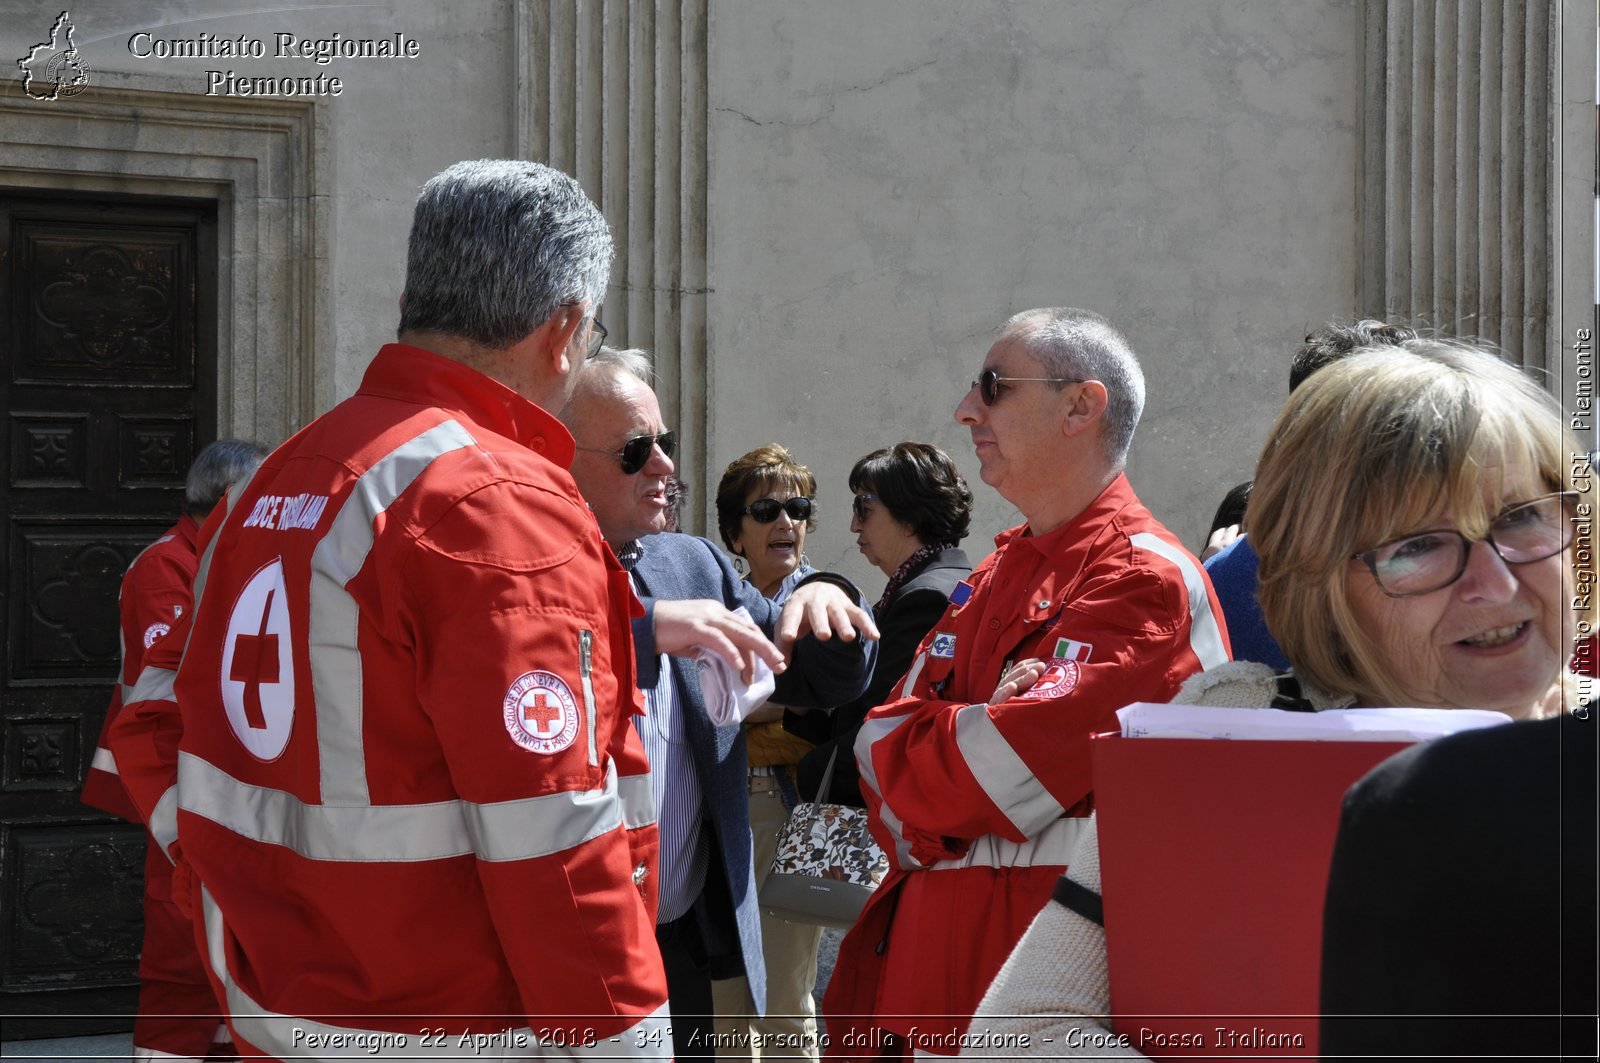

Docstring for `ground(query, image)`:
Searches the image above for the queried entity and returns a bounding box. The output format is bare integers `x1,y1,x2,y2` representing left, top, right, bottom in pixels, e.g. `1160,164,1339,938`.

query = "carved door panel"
0,193,215,1036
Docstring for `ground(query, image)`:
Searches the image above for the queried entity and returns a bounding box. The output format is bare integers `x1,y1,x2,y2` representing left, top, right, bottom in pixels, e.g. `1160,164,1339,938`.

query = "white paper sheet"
1115,702,1513,741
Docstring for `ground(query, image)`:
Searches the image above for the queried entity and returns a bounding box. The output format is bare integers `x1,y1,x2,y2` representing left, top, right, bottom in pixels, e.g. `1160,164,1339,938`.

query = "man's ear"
1060,380,1109,439
516,303,589,377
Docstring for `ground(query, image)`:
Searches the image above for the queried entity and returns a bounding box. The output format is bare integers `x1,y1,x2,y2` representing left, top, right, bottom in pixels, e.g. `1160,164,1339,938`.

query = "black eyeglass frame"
583,316,608,360
971,368,1084,406
743,497,814,524
1352,491,1578,599
575,430,676,475
561,302,607,361
851,492,880,523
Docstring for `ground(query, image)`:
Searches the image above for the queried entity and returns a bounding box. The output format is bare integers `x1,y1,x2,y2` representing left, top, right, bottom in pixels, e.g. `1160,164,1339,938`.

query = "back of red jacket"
113,345,669,1056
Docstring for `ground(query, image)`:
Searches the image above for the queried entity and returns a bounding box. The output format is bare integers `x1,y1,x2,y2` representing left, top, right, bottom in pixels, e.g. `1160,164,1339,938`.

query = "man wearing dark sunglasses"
562,349,878,1063
827,307,1230,1057
105,161,673,1057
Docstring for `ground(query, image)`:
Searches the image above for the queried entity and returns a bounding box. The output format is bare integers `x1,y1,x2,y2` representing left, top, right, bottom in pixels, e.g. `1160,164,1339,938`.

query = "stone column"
1361,0,1554,374
516,0,712,523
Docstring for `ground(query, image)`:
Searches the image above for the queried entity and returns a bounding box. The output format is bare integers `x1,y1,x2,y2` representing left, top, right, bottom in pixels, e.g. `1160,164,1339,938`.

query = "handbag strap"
815,745,842,802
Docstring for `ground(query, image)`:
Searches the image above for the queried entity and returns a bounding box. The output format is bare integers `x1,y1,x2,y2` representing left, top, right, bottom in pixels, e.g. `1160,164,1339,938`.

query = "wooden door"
0,192,215,1037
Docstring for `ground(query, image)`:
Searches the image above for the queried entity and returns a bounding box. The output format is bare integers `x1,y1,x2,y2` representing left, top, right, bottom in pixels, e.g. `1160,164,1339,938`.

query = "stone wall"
3,0,1576,586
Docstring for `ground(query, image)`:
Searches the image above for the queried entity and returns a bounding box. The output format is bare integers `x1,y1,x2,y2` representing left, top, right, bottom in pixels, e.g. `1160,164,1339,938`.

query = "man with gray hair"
83,438,267,1062
108,160,674,1057
826,308,1230,1057
562,348,876,1063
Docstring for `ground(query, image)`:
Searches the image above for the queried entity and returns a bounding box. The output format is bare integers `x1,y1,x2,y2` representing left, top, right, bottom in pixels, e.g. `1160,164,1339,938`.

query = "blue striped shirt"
629,576,708,924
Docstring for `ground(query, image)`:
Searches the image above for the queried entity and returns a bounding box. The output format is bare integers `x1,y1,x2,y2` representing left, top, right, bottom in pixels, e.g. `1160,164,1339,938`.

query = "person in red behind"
82,438,266,1062
108,160,673,1058
823,308,1229,1059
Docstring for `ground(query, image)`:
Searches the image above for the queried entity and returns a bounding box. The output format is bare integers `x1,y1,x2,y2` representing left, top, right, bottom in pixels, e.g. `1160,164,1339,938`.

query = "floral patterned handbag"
759,748,890,929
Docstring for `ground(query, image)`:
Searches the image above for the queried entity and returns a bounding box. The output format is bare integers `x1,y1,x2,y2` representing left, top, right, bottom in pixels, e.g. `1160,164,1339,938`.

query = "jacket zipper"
579,629,598,766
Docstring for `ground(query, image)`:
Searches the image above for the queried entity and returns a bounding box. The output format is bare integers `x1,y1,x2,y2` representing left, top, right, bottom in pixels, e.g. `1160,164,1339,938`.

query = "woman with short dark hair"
791,441,974,807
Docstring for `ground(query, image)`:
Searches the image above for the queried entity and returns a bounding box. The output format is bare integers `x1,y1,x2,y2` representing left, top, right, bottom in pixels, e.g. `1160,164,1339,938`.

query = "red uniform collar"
993,472,1141,556
173,511,202,550
358,343,576,467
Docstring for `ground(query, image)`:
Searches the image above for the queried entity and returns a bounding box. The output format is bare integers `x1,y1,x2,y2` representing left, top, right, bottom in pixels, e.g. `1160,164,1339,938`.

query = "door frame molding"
1,71,329,443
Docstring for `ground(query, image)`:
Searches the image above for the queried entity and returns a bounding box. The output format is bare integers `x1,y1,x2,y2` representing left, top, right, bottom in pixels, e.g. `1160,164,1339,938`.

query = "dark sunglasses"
971,367,1083,406
577,431,676,475
851,493,879,522
744,497,813,523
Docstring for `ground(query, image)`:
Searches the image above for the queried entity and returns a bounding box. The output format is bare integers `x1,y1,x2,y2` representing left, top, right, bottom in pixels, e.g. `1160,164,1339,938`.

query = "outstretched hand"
772,582,880,654
652,598,785,686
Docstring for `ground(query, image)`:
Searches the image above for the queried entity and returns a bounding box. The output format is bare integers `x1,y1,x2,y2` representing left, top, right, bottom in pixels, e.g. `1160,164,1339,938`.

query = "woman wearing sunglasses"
790,442,974,809
712,443,827,1061
966,338,1587,1057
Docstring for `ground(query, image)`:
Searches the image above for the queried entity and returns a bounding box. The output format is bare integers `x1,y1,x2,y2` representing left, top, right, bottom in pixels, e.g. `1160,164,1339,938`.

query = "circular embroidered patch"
1021,658,1081,700
219,558,296,761
142,621,171,649
503,671,581,755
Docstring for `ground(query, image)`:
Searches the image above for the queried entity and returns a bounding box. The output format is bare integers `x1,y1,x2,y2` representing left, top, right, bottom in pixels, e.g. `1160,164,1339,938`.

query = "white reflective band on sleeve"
897,650,929,699
927,815,1088,872
310,420,479,806
201,890,674,1059
188,467,260,630
178,753,628,863
619,770,656,830
126,664,177,706
91,746,119,776
1129,532,1230,670
853,714,924,870
149,784,179,856
953,703,1066,838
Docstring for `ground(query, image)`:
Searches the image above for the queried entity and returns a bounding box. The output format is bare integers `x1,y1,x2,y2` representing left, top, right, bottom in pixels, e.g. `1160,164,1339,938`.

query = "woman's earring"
799,552,810,568
732,554,746,575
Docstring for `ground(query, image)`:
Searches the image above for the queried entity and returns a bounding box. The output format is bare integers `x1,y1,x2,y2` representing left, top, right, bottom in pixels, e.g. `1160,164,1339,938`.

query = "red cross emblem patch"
1020,658,1081,700
503,671,581,755
220,557,296,760
142,621,171,650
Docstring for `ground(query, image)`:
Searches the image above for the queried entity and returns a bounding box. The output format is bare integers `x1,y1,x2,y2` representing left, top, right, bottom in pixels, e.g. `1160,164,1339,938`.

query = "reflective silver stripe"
149,783,179,856
953,702,1065,837
898,649,929,699
310,420,479,805
927,815,1088,872
201,889,673,1059
1129,532,1230,670
854,714,923,870
619,770,656,830
189,467,259,637
117,611,132,706
178,752,629,863
127,664,177,706
464,760,627,864
91,746,119,776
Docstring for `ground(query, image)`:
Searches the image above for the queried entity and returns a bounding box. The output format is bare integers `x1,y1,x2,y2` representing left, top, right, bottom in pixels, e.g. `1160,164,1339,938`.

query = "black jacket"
788,546,971,806
1319,711,1598,1059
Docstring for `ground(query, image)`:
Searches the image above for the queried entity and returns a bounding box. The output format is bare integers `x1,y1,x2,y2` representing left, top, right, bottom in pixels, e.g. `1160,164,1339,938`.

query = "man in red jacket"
109,160,674,1058
824,308,1231,1058
83,438,266,1061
